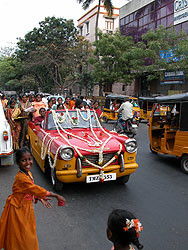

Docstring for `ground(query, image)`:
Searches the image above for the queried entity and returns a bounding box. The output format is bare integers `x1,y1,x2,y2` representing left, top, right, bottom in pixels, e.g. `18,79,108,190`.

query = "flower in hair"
123,219,143,237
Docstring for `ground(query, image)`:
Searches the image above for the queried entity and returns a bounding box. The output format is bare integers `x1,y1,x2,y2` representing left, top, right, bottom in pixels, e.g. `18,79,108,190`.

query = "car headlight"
125,139,137,153
59,147,74,161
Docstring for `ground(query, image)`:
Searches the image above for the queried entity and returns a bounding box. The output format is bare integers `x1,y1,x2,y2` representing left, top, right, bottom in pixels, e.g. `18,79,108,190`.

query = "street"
0,123,188,250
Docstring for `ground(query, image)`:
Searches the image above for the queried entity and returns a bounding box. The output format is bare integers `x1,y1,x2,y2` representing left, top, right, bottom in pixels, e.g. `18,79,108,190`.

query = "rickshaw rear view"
149,93,188,174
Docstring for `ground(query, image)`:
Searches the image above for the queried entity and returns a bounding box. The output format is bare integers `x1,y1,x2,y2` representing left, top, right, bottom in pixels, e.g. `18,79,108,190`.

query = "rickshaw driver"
117,98,133,133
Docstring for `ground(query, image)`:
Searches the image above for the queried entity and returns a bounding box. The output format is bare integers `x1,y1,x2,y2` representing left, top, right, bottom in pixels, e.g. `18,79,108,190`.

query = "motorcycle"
114,115,137,138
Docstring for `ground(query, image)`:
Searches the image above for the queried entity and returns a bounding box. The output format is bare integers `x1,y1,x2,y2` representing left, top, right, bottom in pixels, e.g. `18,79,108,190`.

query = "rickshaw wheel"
181,155,188,174
150,144,157,154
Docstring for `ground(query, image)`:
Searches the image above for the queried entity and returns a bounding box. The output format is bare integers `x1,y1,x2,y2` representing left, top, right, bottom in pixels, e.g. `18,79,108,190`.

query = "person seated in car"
57,103,64,110
34,108,46,126
32,94,47,119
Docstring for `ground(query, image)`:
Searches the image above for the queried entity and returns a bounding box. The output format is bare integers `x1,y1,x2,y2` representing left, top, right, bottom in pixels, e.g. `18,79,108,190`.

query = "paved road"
0,123,188,250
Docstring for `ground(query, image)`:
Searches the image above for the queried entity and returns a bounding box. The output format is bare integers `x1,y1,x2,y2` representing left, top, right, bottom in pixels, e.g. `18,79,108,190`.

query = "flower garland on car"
41,109,122,182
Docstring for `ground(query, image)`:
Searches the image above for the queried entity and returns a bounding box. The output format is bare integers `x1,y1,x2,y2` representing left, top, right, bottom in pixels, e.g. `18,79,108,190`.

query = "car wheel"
150,144,157,154
51,167,64,192
181,155,188,174
116,175,130,184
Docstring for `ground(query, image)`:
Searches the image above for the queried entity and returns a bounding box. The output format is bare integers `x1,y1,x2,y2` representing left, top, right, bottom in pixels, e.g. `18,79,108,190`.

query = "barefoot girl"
0,147,66,250
107,209,144,250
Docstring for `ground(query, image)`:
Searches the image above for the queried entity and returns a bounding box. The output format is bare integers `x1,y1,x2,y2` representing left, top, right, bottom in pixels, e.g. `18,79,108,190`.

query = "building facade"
77,5,121,96
77,5,119,44
120,0,188,96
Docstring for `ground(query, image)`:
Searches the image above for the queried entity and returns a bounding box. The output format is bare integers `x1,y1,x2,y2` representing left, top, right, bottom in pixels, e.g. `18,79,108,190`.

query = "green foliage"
0,56,23,91
90,31,145,90
141,26,188,80
16,16,78,93
78,0,113,15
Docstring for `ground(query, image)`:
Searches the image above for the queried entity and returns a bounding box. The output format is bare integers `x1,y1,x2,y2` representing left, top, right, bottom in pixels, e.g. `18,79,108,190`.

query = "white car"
0,101,14,166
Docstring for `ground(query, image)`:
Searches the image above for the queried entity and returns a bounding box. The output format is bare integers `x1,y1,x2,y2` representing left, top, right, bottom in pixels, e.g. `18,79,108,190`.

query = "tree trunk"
99,81,103,96
95,0,101,41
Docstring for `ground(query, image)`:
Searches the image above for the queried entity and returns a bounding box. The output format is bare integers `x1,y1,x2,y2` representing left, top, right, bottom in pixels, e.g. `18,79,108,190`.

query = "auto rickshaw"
139,97,155,120
103,95,140,122
149,93,188,174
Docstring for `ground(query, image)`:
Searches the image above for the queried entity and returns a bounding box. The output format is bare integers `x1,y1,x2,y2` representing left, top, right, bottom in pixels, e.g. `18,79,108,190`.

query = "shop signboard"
174,0,188,25
160,71,185,85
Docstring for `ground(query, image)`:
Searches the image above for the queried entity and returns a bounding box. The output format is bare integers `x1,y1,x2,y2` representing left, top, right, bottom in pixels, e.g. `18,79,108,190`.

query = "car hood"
50,129,123,155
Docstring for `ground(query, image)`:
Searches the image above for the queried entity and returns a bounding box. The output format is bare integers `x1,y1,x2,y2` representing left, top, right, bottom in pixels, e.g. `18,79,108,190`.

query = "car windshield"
46,110,100,130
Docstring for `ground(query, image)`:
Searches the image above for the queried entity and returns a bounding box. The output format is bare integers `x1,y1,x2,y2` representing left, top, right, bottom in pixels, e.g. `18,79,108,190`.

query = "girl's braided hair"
107,209,144,249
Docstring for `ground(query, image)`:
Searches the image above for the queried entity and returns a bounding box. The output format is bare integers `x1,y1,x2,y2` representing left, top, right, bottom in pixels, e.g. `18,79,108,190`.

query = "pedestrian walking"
0,147,66,250
107,209,144,250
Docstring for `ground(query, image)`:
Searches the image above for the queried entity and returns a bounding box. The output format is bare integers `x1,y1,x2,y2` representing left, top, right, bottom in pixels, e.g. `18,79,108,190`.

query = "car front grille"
81,153,118,167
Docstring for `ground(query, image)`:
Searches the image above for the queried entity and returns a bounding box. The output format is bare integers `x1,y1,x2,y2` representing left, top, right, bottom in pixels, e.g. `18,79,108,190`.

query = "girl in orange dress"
0,147,66,250
107,209,144,250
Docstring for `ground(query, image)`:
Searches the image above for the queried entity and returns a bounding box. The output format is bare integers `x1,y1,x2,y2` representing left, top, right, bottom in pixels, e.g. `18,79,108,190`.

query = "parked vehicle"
28,109,138,190
103,95,140,123
0,101,14,166
139,97,155,121
149,93,188,174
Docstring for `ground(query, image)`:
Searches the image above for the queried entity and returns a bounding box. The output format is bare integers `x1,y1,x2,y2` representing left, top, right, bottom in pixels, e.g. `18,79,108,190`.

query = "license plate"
132,124,137,128
86,173,116,183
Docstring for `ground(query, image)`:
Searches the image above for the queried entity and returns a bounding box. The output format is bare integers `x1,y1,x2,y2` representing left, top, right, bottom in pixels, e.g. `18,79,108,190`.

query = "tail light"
3,131,8,141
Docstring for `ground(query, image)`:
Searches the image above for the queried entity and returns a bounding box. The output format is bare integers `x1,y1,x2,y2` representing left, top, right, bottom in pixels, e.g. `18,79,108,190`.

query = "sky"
0,0,129,48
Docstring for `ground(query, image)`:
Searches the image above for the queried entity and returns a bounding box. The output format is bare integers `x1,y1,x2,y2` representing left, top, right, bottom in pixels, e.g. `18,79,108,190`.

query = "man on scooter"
117,98,133,133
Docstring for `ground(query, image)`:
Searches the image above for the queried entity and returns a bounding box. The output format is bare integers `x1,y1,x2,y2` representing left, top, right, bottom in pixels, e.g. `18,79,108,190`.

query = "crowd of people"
0,93,103,151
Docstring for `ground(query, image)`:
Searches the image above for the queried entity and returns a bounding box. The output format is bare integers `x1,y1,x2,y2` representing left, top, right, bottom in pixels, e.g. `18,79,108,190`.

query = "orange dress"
0,171,49,250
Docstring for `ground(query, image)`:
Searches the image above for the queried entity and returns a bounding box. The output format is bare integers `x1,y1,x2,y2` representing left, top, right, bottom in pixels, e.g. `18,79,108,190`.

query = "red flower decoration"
61,112,64,116
75,117,78,120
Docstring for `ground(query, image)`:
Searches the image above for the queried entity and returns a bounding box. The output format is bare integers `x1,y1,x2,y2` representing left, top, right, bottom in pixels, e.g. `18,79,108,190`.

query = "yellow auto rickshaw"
139,97,155,120
149,93,188,174
103,95,140,122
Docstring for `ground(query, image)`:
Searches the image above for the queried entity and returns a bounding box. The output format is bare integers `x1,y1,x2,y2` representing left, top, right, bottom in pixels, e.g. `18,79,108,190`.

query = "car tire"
150,144,157,154
180,155,188,174
116,175,130,184
51,167,64,192
45,157,63,191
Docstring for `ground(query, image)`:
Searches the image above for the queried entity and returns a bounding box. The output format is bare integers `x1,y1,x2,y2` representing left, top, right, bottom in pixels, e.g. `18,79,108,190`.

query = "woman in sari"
19,94,33,148
6,99,21,150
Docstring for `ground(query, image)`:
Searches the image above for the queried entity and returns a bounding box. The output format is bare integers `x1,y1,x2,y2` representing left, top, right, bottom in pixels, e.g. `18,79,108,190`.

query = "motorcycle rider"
117,98,133,133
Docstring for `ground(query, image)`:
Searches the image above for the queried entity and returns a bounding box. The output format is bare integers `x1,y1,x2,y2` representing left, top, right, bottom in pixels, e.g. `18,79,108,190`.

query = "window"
104,84,112,92
80,26,83,36
105,18,114,31
86,22,89,34
122,85,126,91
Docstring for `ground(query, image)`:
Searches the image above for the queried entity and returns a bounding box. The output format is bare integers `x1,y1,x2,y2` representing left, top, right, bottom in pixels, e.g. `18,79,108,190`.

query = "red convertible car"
28,109,138,191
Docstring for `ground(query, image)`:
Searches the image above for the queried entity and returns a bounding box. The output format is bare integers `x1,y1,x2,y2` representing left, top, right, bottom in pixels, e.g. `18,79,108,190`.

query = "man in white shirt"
117,98,133,132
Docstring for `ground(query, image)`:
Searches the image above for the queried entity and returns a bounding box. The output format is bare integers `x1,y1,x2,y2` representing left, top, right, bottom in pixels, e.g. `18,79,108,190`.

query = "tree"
90,31,146,95
141,26,188,81
77,0,113,41
0,56,24,92
16,17,78,93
